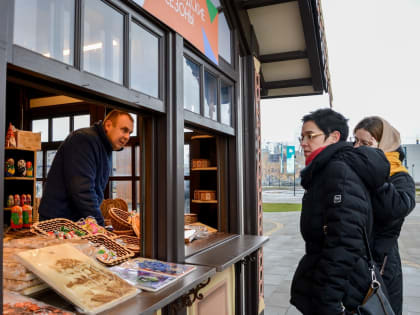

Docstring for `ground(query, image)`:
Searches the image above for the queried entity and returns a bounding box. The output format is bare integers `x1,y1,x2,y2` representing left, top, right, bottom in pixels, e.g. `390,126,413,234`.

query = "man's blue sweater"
38,122,112,226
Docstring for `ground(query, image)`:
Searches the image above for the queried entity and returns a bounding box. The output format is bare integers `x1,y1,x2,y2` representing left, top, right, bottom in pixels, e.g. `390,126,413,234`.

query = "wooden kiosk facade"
0,0,330,314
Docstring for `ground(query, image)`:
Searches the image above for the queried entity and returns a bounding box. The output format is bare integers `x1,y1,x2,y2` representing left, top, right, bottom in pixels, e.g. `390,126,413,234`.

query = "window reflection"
36,151,43,178
131,21,159,98
32,119,49,142
204,71,218,121
183,57,200,113
74,115,90,130
36,181,43,198
112,149,132,176
221,83,232,126
111,181,132,210
83,0,123,83
218,12,232,63
46,150,57,175
52,117,70,141
14,0,75,65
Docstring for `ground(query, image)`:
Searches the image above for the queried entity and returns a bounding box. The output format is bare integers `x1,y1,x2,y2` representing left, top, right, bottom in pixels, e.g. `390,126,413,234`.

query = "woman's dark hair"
302,108,349,141
354,116,383,142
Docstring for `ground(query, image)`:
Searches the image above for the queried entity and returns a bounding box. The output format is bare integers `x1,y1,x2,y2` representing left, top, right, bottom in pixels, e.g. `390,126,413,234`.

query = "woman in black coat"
290,109,390,315
354,116,416,315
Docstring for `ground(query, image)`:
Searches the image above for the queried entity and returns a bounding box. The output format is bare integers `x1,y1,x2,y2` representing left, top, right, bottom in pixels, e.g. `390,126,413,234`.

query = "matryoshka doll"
20,194,27,206
5,122,16,148
7,195,14,207
26,194,32,205
5,158,15,177
14,194,20,207
17,159,26,177
26,161,33,177
22,205,32,228
11,205,23,229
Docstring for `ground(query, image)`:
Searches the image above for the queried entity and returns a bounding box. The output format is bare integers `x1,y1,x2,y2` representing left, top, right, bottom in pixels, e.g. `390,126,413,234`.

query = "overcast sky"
261,0,420,146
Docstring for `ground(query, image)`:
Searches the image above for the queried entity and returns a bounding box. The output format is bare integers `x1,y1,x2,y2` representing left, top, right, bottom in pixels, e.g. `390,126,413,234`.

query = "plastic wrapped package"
3,289,74,315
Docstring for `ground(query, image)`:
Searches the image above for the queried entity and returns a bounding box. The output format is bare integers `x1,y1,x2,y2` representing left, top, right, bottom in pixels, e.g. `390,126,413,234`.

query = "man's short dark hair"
302,108,349,141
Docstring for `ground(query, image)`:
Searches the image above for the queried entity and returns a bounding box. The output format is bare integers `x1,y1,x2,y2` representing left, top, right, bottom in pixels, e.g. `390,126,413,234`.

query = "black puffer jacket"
371,148,416,315
290,142,390,315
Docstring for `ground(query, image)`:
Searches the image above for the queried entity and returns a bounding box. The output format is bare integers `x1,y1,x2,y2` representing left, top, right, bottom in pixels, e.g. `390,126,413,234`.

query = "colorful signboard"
135,0,219,64
286,146,295,174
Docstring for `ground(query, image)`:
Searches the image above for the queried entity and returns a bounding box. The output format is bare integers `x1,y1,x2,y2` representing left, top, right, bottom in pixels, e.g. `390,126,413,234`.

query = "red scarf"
305,146,327,166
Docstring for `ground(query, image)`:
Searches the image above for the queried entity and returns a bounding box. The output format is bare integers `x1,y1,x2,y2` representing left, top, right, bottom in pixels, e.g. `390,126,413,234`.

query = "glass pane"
46,150,57,175
184,144,190,176
83,0,123,83
135,145,140,176
52,117,70,141
131,22,159,98
131,114,137,137
14,0,75,65
184,180,190,213
74,114,90,131
218,12,231,63
32,119,48,142
36,151,43,178
111,181,132,211
204,71,218,121
36,181,43,199
112,148,132,176
221,83,232,126
183,57,200,113
135,180,141,213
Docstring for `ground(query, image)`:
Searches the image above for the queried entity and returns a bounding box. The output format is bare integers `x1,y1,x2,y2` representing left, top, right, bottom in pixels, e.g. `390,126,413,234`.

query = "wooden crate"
16,130,41,151
192,159,211,168
194,190,216,201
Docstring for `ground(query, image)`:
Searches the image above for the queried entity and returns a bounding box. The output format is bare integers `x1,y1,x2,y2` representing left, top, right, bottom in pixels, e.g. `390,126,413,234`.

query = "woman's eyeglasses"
353,138,377,147
298,132,325,143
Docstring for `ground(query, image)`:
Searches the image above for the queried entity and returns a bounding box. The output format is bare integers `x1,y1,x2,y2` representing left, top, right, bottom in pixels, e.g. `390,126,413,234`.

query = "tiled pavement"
263,205,420,315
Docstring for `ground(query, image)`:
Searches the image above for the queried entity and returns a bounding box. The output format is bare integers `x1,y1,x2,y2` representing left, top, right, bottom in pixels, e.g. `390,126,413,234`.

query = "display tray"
33,218,90,237
112,235,141,255
16,244,139,315
81,234,135,266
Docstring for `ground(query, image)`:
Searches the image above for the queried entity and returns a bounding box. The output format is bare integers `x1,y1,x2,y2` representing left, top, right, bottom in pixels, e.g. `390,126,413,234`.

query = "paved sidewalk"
263,205,420,315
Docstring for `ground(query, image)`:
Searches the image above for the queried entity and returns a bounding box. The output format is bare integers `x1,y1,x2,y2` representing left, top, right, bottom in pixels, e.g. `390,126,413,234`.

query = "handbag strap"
362,227,375,268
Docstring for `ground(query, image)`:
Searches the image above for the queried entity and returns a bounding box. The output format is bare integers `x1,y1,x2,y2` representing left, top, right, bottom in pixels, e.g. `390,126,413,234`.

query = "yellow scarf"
385,152,408,176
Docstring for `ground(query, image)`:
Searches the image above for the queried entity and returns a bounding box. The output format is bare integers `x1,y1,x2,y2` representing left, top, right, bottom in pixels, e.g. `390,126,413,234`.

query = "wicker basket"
32,197,40,223
113,198,128,212
112,235,141,255
109,208,132,231
33,218,90,237
81,234,134,266
113,229,136,236
184,213,198,225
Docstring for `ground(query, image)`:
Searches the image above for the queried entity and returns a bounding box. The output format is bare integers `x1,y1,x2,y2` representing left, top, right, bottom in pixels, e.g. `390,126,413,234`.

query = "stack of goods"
4,290,74,315
15,244,139,314
3,235,97,295
109,258,196,292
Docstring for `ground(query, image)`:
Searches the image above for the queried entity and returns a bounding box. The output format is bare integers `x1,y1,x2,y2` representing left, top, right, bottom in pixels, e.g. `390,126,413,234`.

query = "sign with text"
286,146,295,174
135,0,219,64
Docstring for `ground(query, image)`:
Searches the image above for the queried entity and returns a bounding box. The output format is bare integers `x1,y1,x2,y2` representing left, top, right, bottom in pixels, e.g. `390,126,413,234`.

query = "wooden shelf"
192,200,218,204
5,147,37,152
191,167,217,171
4,207,11,211
5,177,35,181
191,135,214,140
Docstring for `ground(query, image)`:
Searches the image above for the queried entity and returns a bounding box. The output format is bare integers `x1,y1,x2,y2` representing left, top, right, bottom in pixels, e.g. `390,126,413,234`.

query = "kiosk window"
183,57,200,114
204,71,218,121
221,82,232,126
14,0,75,65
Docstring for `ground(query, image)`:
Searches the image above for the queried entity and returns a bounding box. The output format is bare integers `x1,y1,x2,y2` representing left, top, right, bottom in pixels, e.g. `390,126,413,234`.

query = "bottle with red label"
22,205,32,228
11,205,23,229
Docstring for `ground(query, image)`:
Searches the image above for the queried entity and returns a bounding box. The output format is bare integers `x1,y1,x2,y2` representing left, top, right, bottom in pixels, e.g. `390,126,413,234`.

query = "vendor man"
38,109,134,226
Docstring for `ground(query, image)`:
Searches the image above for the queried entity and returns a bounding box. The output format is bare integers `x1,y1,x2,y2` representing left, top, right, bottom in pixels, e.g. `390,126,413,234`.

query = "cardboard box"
16,130,41,151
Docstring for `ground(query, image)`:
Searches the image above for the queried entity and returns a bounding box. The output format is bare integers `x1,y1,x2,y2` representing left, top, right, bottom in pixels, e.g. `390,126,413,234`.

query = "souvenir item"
5,122,16,148
16,244,139,314
26,194,32,205
20,194,27,206
3,290,75,315
109,266,176,292
7,195,14,207
22,205,32,228
14,194,20,207
11,205,23,229
129,258,196,278
5,158,15,176
26,161,33,177
17,159,26,176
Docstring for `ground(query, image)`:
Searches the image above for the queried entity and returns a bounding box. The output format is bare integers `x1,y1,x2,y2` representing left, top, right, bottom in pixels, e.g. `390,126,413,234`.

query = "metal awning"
239,0,332,102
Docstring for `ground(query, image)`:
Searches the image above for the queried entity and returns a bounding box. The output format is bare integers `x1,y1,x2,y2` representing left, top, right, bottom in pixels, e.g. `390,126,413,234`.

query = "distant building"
402,144,420,183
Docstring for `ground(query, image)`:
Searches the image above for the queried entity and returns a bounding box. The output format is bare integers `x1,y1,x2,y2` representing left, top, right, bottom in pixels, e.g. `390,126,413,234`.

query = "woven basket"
109,208,132,231
113,229,135,236
100,199,117,219
32,197,40,223
184,213,198,225
113,198,128,212
81,234,134,266
112,235,140,255
33,218,90,237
